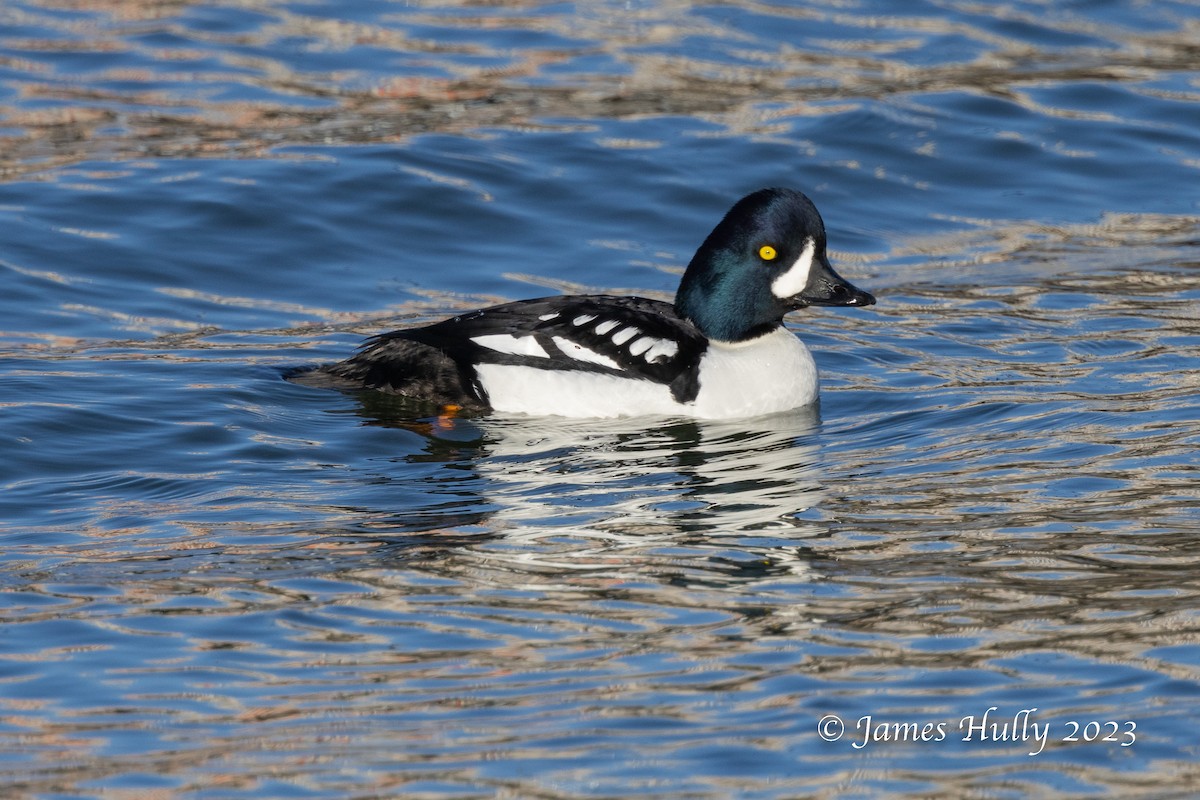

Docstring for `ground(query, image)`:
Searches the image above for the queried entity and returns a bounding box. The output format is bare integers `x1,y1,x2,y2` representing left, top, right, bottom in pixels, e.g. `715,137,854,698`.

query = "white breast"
476,327,817,420
690,328,818,419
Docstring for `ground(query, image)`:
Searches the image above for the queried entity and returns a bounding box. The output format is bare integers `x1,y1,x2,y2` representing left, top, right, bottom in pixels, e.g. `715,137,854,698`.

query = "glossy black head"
674,188,875,342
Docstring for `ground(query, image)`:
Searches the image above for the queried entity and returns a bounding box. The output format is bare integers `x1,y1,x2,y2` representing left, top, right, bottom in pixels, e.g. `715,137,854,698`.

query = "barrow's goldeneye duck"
297,187,875,419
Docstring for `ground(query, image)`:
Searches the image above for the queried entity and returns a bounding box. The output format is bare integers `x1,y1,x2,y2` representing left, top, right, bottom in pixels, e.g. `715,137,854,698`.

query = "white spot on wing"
610,326,639,345
643,339,679,362
538,313,559,322
594,319,619,335
551,336,621,369
472,333,550,358
628,336,655,356
771,238,815,300
572,314,597,326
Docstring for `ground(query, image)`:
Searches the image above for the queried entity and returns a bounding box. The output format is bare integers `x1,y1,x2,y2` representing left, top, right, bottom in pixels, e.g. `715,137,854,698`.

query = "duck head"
675,187,875,342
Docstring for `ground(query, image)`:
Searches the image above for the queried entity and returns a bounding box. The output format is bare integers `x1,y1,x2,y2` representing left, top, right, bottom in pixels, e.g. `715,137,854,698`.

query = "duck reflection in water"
340,390,828,586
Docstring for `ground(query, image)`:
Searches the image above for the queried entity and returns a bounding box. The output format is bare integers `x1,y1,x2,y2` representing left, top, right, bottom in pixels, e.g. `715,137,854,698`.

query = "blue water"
2,1,1199,797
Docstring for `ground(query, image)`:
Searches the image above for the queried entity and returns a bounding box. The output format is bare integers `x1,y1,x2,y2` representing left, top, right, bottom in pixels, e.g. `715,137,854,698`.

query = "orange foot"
434,404,462,432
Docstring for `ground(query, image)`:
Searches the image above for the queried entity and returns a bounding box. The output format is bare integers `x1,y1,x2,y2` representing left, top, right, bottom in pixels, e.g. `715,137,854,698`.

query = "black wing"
326,295,709,407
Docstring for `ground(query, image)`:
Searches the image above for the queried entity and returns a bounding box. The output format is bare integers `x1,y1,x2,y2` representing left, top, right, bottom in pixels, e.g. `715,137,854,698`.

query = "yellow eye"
759,245,777,261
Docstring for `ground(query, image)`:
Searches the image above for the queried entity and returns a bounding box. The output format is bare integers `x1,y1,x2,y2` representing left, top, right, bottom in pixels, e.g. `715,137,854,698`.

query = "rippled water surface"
2,1,1199,797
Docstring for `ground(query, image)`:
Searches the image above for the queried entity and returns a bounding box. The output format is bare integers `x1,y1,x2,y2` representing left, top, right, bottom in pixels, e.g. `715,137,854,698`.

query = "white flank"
550,336,621,369
572,314,597,326
594,319,619,335
770,238,816,299
476,364,679,418
471,333,550,358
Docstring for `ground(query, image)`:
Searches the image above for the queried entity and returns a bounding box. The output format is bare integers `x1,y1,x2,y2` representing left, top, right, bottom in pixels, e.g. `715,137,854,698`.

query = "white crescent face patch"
770,238,816,300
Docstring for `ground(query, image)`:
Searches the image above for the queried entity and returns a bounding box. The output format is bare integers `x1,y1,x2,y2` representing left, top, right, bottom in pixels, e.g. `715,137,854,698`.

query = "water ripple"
3,1,1200,797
